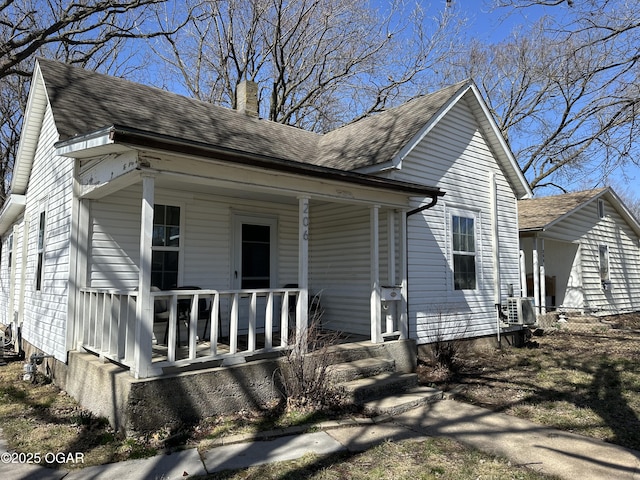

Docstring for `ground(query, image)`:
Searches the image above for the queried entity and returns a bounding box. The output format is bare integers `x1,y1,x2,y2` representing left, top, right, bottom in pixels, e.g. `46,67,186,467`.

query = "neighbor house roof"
518,187,640,237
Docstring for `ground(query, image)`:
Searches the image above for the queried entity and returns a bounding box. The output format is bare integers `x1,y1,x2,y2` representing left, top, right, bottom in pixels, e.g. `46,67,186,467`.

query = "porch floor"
151,331,369,363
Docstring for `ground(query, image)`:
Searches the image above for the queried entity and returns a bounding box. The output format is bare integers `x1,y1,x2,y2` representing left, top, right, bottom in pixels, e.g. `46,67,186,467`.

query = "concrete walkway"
1,399,639,480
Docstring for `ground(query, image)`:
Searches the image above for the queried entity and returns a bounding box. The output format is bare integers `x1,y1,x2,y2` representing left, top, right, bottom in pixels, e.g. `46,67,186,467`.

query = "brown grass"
419,314,640,451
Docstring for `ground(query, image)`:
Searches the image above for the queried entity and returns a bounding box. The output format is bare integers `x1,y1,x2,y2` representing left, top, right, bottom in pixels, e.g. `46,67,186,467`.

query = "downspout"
405,194,443,339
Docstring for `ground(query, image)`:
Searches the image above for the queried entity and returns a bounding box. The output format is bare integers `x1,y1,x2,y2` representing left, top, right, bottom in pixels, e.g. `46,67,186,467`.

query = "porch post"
533,237,540,314
297,197,309,348
539,239,547,314
399,209,409,339
133,173,155,378
519,249,527,297
70,195,90,351
370,205,382,343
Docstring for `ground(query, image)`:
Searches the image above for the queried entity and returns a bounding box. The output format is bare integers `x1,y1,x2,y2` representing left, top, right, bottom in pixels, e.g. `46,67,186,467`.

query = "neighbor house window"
36,211,46,291
452,214,477,290
152,204,181,290
599,244,609,283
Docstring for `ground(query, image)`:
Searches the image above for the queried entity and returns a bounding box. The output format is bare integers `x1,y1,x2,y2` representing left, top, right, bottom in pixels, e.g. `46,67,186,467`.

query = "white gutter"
0,195,26,235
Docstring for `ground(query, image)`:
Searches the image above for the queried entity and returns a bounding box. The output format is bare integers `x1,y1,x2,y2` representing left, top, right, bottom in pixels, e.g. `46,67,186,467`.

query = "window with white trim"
452,214,477,290
152,204,181,290
7,233,13,271
598,199,605,219
36,211,46,291
599,244,609,282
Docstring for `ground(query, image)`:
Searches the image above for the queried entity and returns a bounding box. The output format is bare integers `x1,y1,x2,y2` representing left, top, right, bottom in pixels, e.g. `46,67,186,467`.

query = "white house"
518,188,640,316
0,59,530,406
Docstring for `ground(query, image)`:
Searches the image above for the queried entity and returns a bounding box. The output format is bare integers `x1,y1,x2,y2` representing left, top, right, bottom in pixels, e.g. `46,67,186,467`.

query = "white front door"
232,215,278,334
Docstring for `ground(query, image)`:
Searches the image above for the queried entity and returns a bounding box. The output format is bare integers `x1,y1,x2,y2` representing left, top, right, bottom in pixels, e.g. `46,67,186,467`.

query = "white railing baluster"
281,292,289,347
167,295,178,363
230,293,239,354
189,294,198,359
265,292,273,350
248,292,257,352
210,293,219,356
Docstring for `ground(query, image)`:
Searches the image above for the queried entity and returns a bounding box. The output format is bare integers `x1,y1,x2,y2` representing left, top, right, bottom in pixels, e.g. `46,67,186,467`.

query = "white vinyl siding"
390,97,521,342
87,186,300,293
21,105,74,361
309,203,373,336
542,196,640,314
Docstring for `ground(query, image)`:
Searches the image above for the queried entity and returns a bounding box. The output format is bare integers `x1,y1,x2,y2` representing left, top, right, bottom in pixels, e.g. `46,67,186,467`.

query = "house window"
152,204,181,290
36,211,46,291
452,214,477,290
598,199,605,219
599,244,609,283
7,233,13,270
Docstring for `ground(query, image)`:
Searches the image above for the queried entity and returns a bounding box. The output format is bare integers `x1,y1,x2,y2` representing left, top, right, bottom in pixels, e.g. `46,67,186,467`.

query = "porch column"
133,173,155,378
539,239,547,314
70,194,90,351
519,249,527,297
533,238,540,314
370,205,382,343
297,197,309,347
399,209,409,339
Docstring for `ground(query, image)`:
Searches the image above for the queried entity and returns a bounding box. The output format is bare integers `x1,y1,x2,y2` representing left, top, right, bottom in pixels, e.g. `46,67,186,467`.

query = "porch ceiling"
154,175,299,205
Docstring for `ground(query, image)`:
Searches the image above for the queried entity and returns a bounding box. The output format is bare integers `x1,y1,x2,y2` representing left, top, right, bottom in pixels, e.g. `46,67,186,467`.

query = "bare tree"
457,0,640,193
152,0,465,132
0,0,181,205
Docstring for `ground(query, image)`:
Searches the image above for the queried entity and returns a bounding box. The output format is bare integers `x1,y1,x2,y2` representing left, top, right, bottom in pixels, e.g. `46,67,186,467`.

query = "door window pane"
241,224,270,289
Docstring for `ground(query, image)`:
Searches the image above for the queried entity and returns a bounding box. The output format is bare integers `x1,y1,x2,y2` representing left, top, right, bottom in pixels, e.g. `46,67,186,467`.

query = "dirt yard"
418,313,640,451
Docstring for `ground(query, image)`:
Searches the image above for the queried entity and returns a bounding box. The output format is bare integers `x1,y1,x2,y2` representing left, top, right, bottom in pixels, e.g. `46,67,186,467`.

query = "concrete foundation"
416,329,527,360
22,338,417,434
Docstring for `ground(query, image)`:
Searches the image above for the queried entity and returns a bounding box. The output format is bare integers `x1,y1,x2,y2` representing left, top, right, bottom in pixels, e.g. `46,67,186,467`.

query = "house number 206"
303,202,309,240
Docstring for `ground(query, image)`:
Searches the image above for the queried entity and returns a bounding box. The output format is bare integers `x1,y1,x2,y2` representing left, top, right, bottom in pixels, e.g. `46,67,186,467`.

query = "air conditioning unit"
505,297,537,326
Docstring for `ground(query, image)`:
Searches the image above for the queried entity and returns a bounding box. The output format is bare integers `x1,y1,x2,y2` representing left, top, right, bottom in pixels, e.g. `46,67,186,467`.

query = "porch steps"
326,357,396,384
324,342,443,417
358,385,443,416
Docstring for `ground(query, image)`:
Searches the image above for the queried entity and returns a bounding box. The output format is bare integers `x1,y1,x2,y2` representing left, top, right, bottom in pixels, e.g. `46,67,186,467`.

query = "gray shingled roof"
38,59,319,165
38,58,464,172
518,188,608,231
315,82,467,170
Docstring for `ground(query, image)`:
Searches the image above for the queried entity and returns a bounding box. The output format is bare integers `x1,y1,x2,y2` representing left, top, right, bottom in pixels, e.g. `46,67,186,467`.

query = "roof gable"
324,80,532,199
518,187,640,237
315,82,465,170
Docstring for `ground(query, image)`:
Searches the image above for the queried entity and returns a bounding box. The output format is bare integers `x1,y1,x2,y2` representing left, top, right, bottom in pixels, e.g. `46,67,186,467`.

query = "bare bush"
277,300,344,412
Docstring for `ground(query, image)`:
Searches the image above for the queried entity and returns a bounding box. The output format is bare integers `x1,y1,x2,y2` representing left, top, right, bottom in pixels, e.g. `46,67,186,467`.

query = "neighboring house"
0,59,530,399
518,188,640,316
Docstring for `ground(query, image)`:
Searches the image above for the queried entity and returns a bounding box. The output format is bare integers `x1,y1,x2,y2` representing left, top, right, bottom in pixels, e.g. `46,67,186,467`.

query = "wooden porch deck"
151,331,368,363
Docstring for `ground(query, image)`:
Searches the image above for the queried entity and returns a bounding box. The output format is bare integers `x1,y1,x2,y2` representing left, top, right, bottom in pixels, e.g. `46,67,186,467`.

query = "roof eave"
0,194,26,235
57,124,445,200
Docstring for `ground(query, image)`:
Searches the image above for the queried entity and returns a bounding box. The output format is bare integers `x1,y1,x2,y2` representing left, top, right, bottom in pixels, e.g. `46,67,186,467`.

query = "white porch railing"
77,287,302,375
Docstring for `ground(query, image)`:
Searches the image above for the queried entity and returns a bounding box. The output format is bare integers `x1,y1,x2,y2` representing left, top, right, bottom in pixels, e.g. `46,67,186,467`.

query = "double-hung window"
36,211,46,291
452,214,477,290
7,233,13,271
599,244,609,287
152,204,181,290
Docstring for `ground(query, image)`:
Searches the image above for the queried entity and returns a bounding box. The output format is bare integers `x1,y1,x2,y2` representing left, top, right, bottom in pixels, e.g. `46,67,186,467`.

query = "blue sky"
449,0,639,202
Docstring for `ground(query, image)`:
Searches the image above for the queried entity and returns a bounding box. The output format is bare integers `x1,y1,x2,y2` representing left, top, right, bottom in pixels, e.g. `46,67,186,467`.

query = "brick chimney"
236,80,259,117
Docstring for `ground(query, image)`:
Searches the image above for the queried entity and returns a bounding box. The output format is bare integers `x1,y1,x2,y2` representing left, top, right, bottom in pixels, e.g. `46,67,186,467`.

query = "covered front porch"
64,146,437,378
